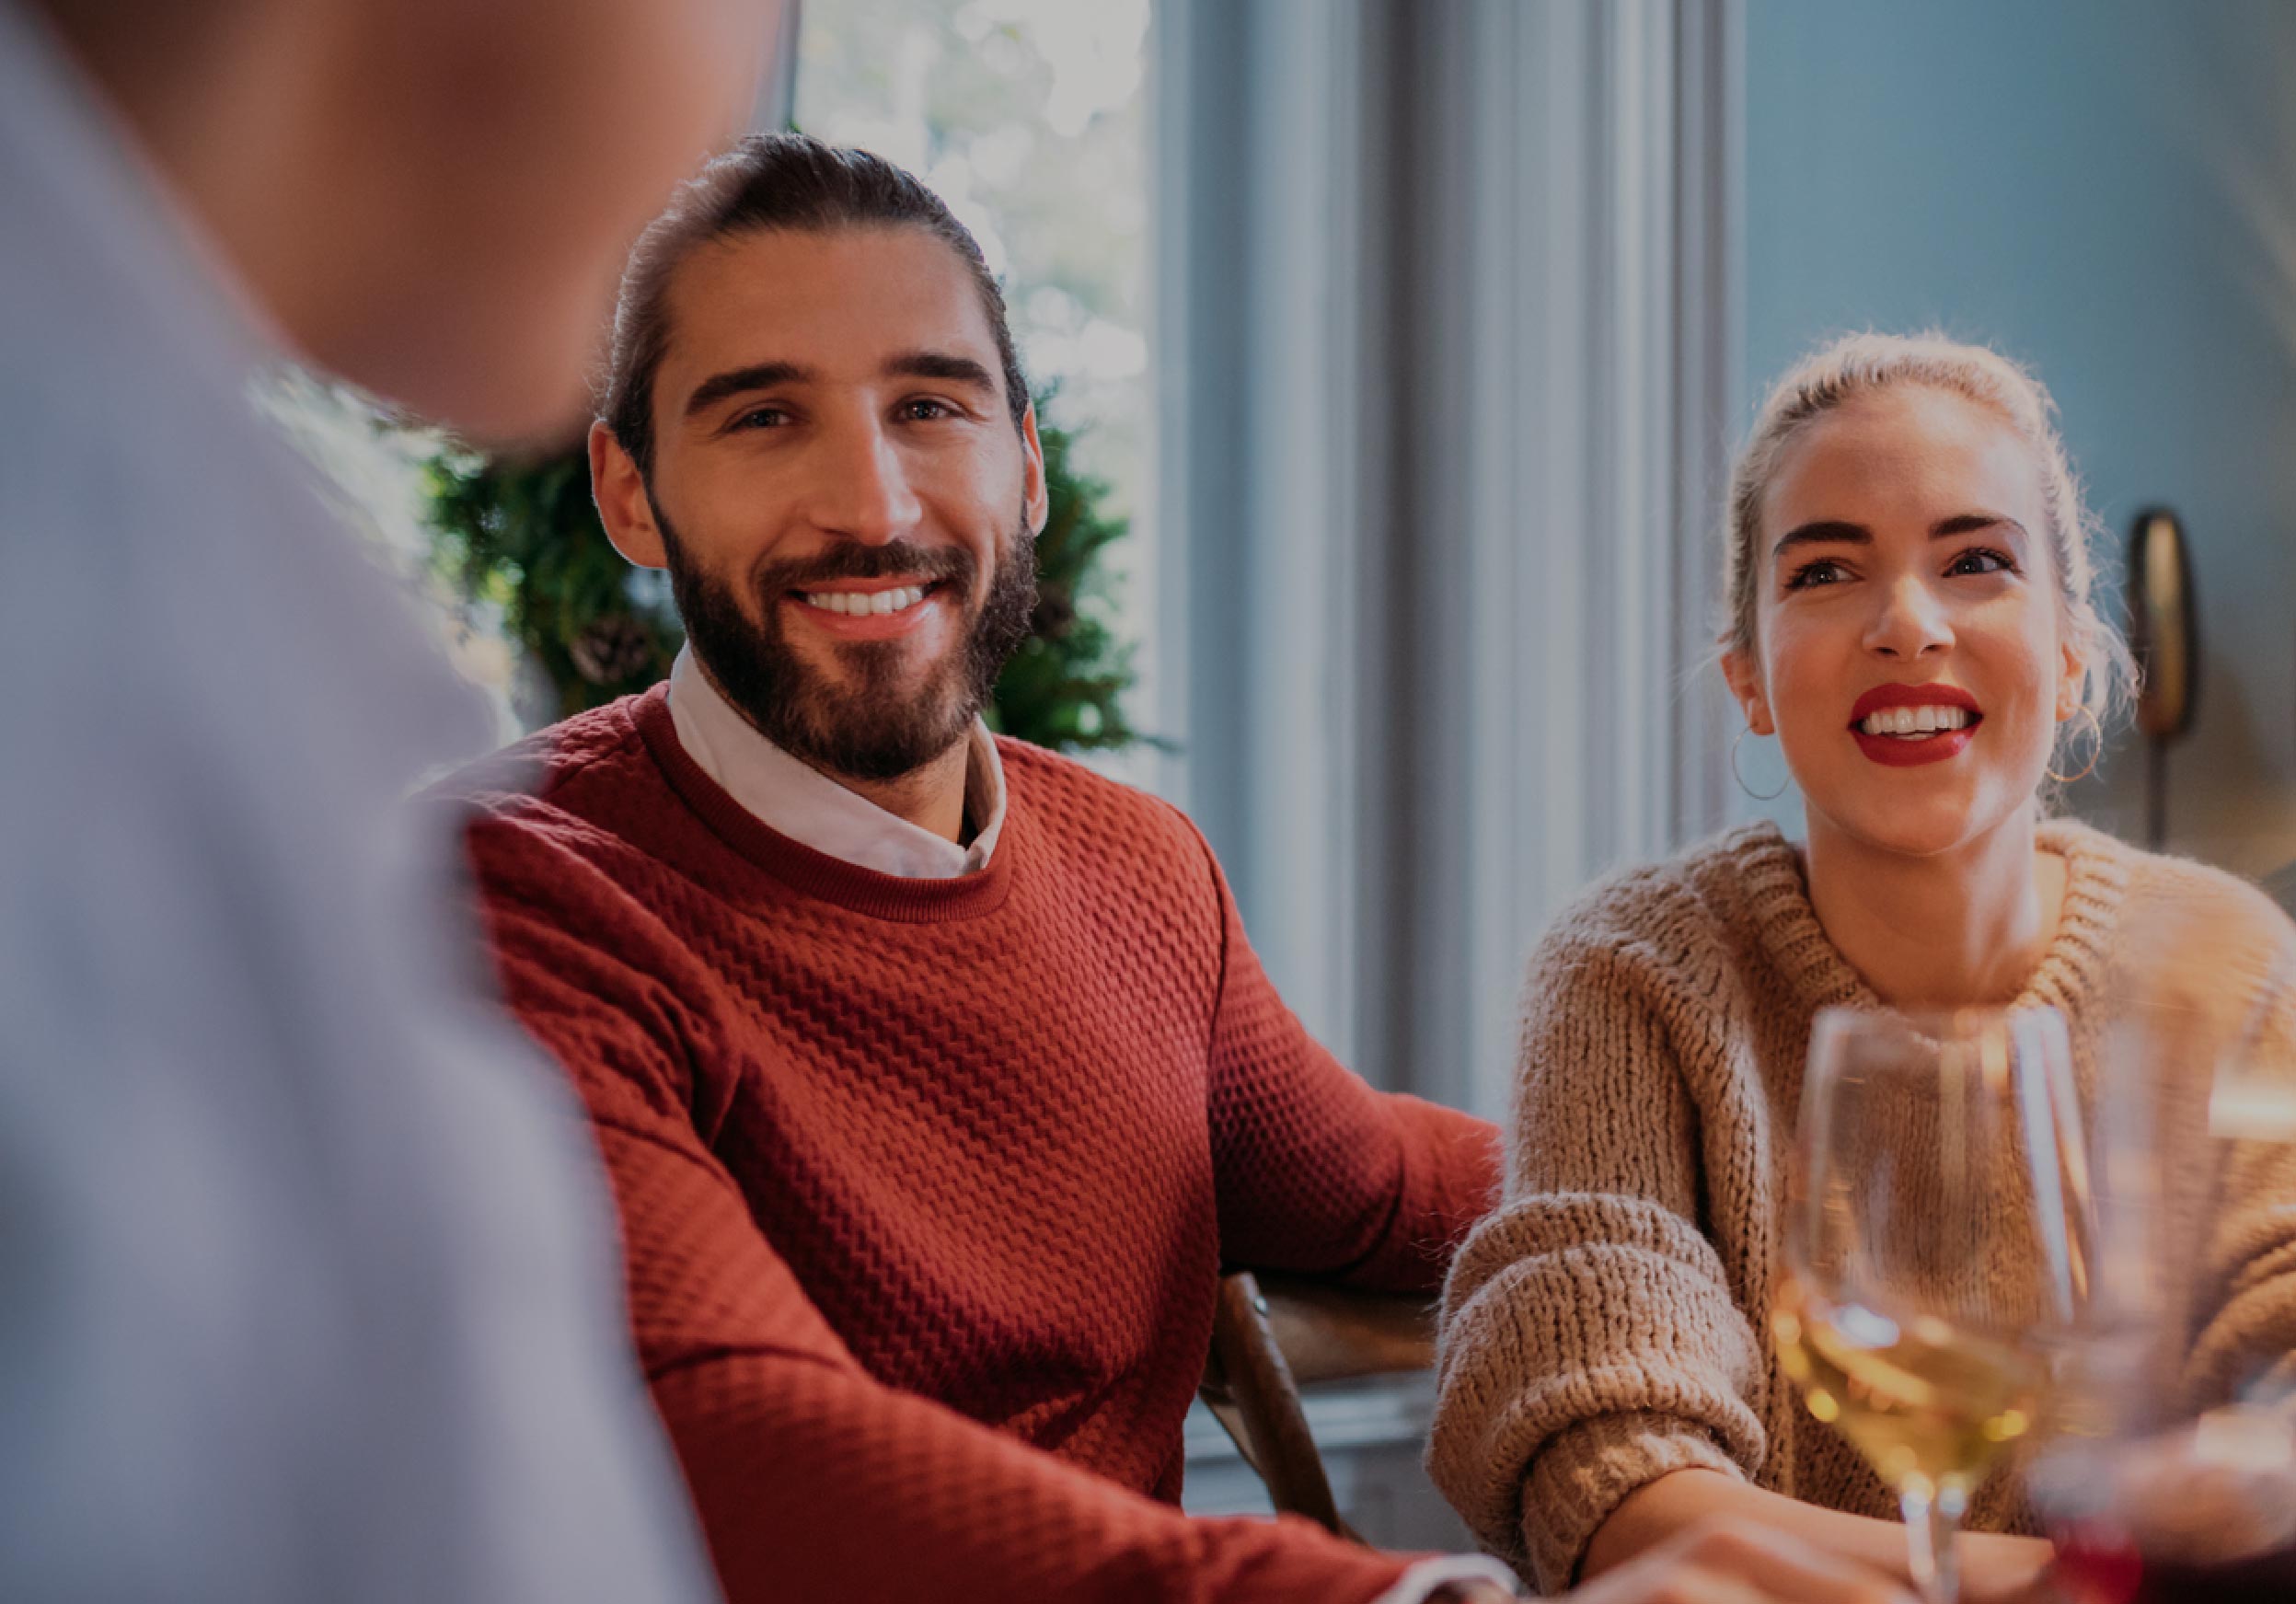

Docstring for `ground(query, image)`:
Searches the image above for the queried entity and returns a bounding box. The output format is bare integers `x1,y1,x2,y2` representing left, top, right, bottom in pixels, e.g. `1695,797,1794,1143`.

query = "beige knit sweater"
1426,818,2296,1594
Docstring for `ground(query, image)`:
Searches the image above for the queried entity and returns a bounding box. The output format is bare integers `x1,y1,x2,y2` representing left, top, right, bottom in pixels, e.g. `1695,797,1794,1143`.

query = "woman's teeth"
799,585,929,617
1858,705,1974,738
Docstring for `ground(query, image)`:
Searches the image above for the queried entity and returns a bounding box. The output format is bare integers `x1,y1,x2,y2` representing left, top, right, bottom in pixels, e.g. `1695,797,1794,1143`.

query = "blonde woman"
1426,333,2296,1598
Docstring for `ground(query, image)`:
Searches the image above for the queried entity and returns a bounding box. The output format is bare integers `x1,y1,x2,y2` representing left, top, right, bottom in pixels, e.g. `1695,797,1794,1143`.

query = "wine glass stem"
1900,1481,1962,1604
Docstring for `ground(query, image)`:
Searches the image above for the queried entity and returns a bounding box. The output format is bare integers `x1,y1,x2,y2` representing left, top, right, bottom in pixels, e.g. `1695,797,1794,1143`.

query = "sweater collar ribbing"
629,684,1016,924
1725,815,2135,1017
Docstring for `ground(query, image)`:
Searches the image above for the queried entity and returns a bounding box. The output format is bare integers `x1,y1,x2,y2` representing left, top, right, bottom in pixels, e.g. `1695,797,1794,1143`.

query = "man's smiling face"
599,224,1047,781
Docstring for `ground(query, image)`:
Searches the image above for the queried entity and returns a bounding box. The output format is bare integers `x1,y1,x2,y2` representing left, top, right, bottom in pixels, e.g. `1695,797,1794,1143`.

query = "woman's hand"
1577,1518,1919,1604
1585,1470,2054,1600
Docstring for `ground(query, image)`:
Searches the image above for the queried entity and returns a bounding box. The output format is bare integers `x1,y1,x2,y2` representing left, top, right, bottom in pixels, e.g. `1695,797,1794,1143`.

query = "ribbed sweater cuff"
1520,1411,1744,1595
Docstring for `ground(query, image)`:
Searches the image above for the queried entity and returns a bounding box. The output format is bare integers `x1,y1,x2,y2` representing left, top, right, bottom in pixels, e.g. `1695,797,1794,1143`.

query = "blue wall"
1744,0,2296,874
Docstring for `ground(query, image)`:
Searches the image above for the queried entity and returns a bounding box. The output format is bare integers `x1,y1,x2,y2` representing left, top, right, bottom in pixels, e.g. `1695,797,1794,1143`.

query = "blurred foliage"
418,398,1148,752
990,409,1144,752
423,447,677,719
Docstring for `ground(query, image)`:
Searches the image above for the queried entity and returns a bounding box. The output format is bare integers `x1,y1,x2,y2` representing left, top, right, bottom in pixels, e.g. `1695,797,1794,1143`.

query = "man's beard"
658,506,1037,784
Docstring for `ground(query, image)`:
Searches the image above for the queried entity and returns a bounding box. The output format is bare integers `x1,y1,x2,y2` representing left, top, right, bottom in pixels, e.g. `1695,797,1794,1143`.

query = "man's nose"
806,419,924,546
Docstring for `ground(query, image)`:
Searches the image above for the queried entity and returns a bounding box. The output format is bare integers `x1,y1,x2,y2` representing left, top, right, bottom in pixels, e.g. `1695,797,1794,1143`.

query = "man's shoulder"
994,736,1209,869
428,693,667,867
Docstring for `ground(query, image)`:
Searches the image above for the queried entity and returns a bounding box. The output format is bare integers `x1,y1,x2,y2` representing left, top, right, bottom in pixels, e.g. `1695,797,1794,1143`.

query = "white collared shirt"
666,646,1007,878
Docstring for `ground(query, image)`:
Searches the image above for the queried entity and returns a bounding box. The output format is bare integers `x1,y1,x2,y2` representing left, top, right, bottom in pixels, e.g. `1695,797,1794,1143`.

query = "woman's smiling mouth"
1849,683,1983,767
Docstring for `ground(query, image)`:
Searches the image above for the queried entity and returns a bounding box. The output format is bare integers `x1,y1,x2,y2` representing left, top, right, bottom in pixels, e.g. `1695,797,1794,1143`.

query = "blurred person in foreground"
0,0,776,1598
1427,331,2296,1598
435,132,1921,1604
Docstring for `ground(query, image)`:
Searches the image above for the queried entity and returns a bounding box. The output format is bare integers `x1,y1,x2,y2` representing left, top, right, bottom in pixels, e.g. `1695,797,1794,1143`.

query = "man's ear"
1720,643,1776,736
1018,400,1049,537
590,421,669,569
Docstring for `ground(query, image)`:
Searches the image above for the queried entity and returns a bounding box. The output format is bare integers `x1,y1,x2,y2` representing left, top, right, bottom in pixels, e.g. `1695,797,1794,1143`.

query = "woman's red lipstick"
1849,682,1982,767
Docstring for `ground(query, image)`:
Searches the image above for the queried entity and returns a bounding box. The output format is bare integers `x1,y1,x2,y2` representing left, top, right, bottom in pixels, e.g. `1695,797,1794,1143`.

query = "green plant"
419,398,1150,753
990,411,1148,752
423,446,679,718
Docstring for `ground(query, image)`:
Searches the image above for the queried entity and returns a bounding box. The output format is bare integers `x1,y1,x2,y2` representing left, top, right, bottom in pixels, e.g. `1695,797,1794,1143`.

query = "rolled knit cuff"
1518,1410,1746,1595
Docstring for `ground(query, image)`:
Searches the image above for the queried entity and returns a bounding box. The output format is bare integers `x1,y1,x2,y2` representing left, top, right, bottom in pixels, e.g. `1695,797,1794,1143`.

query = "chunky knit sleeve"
1199,848,1501,1294
468,818,1419,1604
1426,906,1768,1593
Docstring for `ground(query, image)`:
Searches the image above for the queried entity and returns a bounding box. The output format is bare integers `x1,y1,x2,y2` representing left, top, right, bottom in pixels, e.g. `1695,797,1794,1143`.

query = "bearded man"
440,135,1924,1604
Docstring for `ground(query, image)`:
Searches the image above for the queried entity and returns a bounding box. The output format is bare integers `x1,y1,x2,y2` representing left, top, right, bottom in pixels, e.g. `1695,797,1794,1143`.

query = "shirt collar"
664,646,1006,881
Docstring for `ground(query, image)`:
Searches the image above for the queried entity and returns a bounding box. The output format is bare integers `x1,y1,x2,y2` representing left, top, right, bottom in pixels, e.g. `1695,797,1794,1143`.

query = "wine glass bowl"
1774,1006,2091,1604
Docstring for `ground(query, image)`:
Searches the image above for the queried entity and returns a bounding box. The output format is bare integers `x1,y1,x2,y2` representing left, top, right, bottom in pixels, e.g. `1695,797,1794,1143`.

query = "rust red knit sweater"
445,685,1501,1604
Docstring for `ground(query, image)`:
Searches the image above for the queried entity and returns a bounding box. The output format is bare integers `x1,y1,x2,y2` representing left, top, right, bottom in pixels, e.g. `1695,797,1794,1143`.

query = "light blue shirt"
0,9,718,1600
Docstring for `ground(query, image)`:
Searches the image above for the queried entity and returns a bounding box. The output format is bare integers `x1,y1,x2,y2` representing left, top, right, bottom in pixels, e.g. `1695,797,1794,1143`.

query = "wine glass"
1772,1006,2093,1604
2031,951,2296,1604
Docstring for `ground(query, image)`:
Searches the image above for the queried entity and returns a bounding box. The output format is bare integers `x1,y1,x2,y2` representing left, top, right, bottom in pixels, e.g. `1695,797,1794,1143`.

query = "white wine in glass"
1775,1007,2092,1604
1771,1279,2043,1500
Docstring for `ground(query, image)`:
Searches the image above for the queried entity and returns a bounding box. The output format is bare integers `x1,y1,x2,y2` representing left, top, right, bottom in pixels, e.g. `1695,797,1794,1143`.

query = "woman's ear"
2056,636,2088,722
1721,645,1776,736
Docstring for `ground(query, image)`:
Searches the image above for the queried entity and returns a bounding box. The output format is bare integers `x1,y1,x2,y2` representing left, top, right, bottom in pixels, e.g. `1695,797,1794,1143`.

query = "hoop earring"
1731,726,1789,802
2046,704,2104,785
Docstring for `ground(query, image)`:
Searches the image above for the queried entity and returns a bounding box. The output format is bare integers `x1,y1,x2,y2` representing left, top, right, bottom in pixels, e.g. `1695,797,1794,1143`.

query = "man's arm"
1195,842,1501,1296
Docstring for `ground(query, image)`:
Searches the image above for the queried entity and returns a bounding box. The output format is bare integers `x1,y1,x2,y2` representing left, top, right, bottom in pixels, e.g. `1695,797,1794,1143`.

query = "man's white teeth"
800,584,929,617
1859,705,1974,737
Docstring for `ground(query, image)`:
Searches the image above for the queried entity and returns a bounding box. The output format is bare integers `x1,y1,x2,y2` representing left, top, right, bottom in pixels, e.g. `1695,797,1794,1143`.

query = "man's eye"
1946,547,2014,577
898,398,955,421
1785,558,1846,590
731,407,790,430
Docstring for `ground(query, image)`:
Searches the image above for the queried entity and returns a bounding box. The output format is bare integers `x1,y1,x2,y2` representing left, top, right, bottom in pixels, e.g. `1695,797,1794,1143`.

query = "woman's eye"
1785,558,1847,590
1945,547,2014,577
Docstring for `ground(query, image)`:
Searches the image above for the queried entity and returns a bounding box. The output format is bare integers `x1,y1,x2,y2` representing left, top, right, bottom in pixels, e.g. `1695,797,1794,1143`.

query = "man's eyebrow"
1771,519,1871,559
1932,512,2027,540
684,361,814,420
884,350,998,391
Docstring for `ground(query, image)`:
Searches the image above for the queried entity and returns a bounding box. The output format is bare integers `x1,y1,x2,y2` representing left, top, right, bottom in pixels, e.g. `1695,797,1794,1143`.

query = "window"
796,0,1160,778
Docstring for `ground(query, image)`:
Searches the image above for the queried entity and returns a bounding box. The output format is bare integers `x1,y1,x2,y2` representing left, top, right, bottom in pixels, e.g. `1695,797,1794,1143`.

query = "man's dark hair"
602,132,1030,478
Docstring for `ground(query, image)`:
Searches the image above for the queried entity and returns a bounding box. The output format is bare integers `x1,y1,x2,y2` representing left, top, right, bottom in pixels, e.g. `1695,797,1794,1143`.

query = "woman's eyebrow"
1771,513,2031,560
1771,519,1869,559
1931,512,2028,540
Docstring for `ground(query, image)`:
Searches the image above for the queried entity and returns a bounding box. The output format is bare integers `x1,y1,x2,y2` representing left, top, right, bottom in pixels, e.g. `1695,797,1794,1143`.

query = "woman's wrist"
1581,1468,1740,1579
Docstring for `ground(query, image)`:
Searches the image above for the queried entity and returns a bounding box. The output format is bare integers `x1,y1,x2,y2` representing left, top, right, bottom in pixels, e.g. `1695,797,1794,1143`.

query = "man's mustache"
753,540,976,597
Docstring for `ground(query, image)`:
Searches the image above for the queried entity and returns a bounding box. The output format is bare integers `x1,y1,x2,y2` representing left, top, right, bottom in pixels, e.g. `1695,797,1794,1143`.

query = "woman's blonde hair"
1721,331,2133,729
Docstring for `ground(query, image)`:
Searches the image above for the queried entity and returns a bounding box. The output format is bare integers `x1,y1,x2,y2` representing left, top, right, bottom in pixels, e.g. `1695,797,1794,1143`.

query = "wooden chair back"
1196,1270,1438,1541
